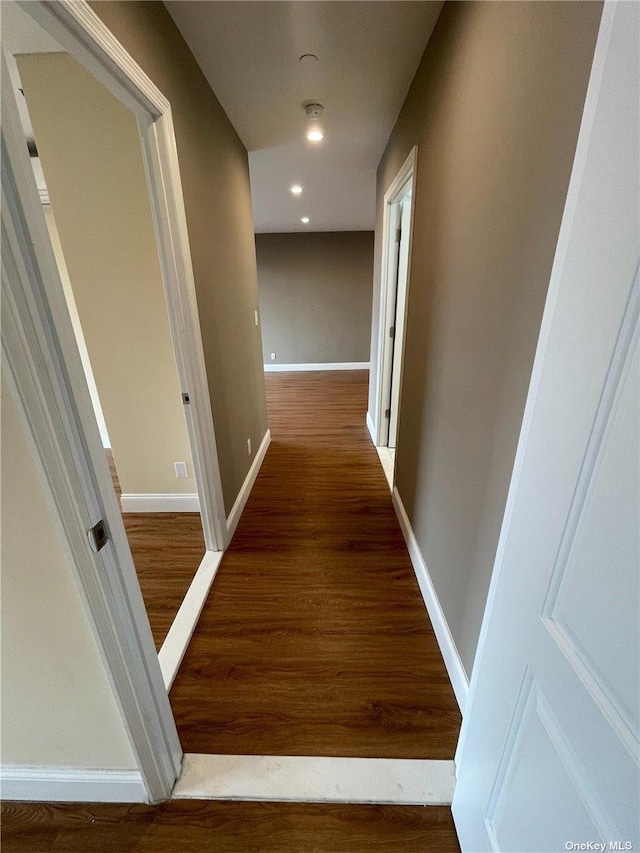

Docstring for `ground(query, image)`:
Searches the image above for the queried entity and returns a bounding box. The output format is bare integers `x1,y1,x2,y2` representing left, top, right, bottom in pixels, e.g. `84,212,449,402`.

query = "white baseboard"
172,754,456,805
0,765,146,802
158,550,223,690
366,411,376,444
264,362,370,372
391,487,469,715
120,493,200,513
226,429,271,541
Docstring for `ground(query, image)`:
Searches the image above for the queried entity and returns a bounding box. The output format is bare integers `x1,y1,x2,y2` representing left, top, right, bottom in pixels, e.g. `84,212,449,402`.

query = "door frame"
9,0,228,554
1,0,227,802
372,146,418,454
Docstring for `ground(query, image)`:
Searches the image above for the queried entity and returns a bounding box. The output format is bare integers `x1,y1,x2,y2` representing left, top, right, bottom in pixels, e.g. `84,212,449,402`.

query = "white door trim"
370,146,418,455
15,0,228,554
1,0,230,802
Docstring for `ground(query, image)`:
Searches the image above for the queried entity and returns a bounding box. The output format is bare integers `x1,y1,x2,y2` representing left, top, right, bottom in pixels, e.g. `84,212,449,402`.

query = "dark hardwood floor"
1,801,461,852
107,451,204,650
1,374,463,853
170,371,461,757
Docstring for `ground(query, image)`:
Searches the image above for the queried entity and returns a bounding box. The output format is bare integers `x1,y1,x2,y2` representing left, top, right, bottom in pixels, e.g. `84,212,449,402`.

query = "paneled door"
452,3,639,850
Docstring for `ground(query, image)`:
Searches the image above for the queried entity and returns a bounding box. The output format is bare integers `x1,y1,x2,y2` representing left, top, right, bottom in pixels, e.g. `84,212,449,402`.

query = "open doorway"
2,4,226,699
371,147,417,489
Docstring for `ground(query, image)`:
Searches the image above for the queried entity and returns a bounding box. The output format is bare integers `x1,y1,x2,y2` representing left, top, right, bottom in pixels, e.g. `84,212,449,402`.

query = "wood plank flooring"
0,801,461,852
107,451,204,650
170,371,461,757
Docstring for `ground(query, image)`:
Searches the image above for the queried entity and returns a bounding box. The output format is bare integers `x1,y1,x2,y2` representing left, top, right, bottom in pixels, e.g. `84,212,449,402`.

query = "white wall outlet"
174,461,188,479
247,438,252,456
270,352,276,360
254,310,259,326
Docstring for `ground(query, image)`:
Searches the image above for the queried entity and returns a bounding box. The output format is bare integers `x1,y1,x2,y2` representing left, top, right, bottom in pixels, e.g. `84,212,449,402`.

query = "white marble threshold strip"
172,754,456,805
158,550,224,690
375,445,395,491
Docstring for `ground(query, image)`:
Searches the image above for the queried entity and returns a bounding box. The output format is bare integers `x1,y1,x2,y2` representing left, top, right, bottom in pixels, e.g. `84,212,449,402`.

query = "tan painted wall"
256,232,374,365
18,52,195,498
90,1,268,516
0,374,136,769
369,1,602,675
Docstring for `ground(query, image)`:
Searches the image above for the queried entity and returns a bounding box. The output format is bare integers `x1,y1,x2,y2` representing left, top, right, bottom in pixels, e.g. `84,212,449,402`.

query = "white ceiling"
164,1,442,233
1,1,62,54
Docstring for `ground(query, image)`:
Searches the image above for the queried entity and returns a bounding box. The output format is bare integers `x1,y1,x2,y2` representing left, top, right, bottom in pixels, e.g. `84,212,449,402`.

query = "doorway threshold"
375,445,395,491
172,753,455,805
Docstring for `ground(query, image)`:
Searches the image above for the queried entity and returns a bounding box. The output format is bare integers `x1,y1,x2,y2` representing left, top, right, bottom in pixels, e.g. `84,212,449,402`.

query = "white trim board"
264,362,370,372
226,429,271,541
366,411,377,444
172,754,456,805
120,493,200,513
392,487,469,715
158,550,223,690
0,766,146,803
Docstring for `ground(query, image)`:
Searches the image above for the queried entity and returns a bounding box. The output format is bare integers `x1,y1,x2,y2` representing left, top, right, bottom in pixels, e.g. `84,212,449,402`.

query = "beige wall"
90,1,268,516
370,1,602,675
256,232,374,365
19,52,195,498
1,374,136,769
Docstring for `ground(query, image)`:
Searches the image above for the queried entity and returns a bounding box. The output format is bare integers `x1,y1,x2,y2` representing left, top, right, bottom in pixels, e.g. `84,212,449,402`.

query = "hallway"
169,371,461,757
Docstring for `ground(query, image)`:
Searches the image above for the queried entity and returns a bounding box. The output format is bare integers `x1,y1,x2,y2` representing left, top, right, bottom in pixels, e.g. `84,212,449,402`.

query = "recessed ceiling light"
290,184,303,195
307,129,324,143
301,216,310,224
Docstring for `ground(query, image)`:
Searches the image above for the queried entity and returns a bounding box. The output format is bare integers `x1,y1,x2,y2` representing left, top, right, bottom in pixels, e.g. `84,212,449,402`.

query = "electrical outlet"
247,438,252,456
270,352,276,361
174,461,188,479
254,310,259,326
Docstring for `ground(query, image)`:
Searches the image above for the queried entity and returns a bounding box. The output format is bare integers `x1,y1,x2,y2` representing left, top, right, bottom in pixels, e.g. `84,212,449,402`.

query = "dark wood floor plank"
106,450,204,650
170,372,461,757
0,801,461,852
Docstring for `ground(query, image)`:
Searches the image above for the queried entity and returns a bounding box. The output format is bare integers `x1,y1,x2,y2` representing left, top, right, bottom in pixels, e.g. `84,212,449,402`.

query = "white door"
452,3,639,851
388,193,412,449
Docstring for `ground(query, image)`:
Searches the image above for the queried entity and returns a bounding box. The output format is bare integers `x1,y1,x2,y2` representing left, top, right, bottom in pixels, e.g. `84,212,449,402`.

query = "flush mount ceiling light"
290,184,303,195
306,129,324,142
301,216,310,224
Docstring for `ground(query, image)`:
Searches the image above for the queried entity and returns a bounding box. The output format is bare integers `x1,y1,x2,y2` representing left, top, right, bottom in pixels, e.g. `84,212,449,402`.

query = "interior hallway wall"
18,52,196,499
256,231,374,365
0,374,136,770
90,0,269,516
369,1,603,676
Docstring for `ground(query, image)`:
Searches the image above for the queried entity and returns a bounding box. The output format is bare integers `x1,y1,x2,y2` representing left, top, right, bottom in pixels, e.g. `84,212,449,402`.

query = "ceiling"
164,1,442,233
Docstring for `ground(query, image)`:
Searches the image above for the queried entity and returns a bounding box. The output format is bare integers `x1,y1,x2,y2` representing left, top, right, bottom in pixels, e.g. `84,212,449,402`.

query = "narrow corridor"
169,371,461,757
